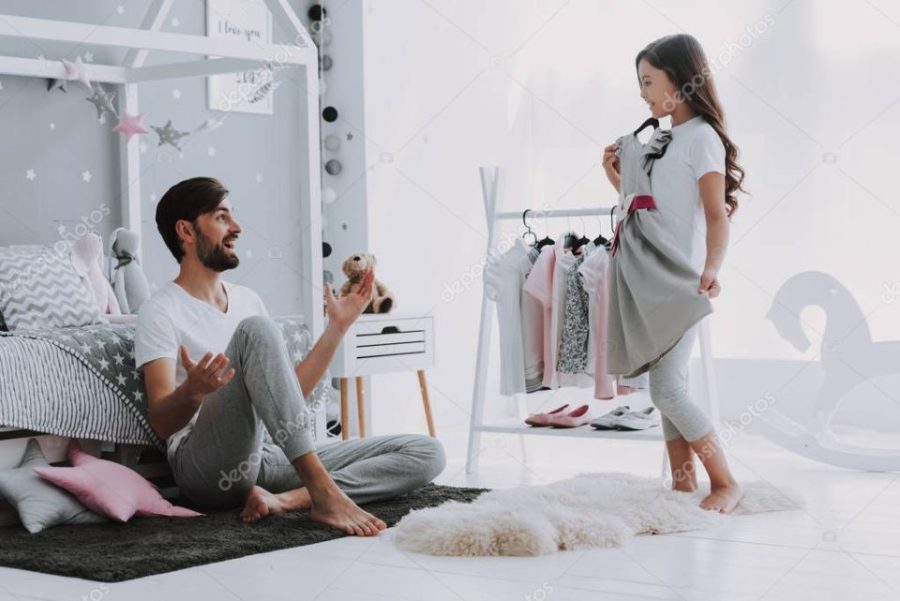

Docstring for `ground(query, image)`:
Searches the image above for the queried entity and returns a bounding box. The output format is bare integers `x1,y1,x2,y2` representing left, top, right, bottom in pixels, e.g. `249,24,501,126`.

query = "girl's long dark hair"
636,34,746,218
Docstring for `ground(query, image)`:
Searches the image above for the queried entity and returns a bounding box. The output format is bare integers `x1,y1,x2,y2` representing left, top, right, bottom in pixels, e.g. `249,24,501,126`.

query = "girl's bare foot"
309,487,387,536
700,481,744,513
240,486,313,523
673,480,697,493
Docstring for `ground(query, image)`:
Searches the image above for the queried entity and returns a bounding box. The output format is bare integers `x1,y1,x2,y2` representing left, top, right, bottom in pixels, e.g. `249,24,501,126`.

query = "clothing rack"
466,166,722,475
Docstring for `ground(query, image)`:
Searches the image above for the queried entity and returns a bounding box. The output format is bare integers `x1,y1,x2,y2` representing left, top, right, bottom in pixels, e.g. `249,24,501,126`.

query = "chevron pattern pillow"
0,245,106,331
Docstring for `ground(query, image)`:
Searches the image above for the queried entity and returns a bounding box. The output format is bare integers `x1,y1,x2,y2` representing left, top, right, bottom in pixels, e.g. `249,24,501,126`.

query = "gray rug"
0,484,488,582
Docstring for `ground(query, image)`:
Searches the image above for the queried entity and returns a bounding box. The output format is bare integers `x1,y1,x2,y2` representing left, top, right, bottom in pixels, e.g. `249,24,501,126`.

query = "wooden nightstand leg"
355,376,366,438
417,370,436,438
339,378,349,441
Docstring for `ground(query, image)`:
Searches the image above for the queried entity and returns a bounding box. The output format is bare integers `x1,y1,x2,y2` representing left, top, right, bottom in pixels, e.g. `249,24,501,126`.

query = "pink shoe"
524,404,569,427
548,404,591,428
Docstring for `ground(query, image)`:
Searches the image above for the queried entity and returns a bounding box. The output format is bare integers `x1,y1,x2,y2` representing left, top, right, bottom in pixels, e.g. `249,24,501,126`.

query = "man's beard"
196,230,239,272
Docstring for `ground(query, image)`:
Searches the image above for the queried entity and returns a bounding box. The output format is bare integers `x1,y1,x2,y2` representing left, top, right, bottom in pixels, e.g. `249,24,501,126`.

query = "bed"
0,2,326,526
0,316,324,451
0,315,329,525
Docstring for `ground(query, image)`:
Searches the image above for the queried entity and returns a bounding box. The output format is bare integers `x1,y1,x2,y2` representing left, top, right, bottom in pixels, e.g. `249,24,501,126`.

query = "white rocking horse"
763,271,900,472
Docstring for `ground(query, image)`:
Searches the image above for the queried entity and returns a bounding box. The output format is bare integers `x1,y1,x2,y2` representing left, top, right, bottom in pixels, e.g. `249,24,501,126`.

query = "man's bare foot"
241,486,283,523
700,481,744,514
240,486,313,523
309,487,387,536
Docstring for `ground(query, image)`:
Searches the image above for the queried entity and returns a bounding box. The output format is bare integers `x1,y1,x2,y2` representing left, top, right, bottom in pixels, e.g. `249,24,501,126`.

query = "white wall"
358,0,900,441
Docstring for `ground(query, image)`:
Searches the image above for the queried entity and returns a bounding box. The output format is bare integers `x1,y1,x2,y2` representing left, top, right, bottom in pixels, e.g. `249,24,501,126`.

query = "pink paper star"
113,112,148,142
62,57,92,91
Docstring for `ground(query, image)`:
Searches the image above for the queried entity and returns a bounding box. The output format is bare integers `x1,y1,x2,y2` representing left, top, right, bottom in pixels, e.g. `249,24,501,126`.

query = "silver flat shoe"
590,405,630,430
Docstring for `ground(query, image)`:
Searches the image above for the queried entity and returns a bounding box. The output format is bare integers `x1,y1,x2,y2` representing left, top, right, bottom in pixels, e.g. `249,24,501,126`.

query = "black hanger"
524,209,554,249
633,117,659,137
562,231,591,256
521,210,538,246
536,234,554,250
563,231,580,253
597,206,615,251
592,210,611,248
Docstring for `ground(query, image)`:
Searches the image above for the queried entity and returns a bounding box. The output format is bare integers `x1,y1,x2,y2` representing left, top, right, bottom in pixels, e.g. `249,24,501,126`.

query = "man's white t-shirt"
134,280,268,460
650,115,727,273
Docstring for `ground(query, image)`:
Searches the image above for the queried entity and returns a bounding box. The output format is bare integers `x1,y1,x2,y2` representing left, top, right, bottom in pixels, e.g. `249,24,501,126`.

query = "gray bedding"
0,316,324,451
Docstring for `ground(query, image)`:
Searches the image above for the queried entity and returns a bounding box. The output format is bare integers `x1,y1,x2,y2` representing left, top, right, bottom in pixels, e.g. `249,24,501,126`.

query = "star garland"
43,54,280,153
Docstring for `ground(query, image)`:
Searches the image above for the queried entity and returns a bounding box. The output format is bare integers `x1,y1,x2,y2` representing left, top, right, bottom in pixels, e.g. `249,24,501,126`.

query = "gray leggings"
171,316,446,509
648,323,713,442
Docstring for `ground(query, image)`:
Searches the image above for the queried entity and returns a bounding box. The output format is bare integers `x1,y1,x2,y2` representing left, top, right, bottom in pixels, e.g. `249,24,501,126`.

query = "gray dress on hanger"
606,125,713,378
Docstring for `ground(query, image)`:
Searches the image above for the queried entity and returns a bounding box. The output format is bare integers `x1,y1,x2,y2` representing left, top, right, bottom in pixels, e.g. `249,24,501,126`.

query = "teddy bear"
338,253,394,314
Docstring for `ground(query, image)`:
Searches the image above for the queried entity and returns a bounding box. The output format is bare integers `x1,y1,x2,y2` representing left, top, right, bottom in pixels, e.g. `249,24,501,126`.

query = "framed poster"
206,0,274,114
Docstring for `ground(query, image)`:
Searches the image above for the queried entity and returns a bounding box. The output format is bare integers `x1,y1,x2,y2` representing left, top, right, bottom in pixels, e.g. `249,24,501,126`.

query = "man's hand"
326,271,374,331
180,345,235,400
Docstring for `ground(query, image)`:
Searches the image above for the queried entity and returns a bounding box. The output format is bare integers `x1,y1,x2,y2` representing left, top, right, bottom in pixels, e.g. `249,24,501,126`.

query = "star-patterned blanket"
0,316,326,452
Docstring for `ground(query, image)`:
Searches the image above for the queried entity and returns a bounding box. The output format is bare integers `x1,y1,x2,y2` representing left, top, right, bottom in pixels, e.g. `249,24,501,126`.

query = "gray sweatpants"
170,315,446,509
647,323,714,442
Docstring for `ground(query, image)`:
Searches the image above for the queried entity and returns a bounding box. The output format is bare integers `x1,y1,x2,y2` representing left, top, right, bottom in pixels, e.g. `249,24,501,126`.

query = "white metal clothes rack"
466,166,722,475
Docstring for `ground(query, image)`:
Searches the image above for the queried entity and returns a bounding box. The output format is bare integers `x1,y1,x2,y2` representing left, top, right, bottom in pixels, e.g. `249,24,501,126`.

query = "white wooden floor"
1,424,898,601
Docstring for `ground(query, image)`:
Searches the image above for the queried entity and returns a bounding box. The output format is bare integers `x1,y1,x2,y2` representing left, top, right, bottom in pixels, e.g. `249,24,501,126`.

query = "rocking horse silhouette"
763,271,900,471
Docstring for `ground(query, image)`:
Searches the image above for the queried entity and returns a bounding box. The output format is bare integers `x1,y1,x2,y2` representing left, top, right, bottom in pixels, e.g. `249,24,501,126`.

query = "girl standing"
602,34,747,513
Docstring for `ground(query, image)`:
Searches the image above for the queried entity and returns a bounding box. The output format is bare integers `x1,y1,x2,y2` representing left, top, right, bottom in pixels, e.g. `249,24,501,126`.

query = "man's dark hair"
155,177,229,263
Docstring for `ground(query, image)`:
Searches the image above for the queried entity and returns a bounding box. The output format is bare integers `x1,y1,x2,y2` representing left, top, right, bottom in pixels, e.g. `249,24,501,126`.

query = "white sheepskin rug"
393,473,804,557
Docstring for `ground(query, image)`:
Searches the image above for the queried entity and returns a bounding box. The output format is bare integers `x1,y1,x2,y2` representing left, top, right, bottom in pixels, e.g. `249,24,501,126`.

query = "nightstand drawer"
332,314,435,376
356,329,425,348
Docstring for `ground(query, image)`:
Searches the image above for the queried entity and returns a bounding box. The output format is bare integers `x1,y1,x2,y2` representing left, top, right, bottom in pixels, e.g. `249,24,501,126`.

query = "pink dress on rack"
578,246,616,400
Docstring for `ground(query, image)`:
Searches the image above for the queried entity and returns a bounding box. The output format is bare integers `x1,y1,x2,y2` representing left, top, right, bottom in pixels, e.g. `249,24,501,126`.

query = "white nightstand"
330,312,436,440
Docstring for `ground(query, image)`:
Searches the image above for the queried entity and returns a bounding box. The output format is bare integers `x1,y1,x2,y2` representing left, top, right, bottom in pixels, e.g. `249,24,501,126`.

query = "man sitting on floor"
135,176,446,536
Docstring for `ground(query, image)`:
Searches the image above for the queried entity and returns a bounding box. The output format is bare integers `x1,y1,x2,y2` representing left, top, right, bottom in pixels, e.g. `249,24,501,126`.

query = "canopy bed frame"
0,1,328,465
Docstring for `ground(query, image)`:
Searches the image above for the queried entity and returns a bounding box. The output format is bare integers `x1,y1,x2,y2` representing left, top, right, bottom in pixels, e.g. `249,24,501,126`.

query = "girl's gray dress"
606,125,713,378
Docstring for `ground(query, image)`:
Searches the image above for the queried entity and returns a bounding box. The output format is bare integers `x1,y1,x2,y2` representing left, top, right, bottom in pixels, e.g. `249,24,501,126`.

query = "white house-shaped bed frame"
0,1,327,437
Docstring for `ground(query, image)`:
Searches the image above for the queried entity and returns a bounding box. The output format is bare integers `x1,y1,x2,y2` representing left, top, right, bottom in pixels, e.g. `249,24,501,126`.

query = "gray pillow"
0,245,105,331
0,438,106,533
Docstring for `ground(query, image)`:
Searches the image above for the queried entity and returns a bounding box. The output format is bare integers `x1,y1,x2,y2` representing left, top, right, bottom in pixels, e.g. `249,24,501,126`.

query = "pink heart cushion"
34,444,201,523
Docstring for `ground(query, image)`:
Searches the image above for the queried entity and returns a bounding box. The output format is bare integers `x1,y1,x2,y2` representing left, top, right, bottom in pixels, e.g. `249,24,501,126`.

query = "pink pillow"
34,443,201,522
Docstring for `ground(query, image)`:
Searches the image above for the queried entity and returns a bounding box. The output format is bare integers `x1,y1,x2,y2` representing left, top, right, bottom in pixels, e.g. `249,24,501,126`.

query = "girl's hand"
602,143,621,192
698,269,722,298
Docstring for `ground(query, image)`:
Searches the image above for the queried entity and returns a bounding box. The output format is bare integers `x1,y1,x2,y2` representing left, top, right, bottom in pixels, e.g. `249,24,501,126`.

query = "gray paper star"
48,76,67,93
151,120,190,150
86,85,117,119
